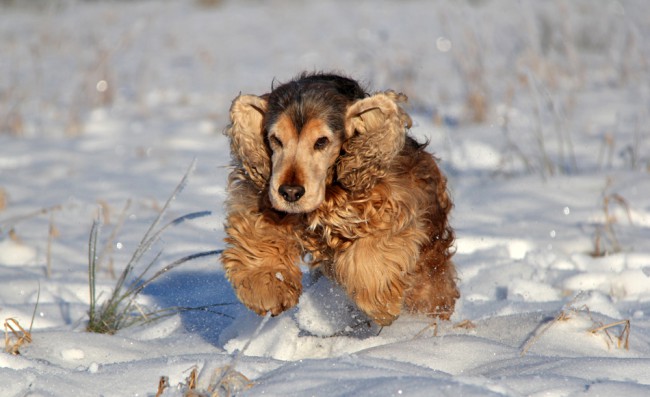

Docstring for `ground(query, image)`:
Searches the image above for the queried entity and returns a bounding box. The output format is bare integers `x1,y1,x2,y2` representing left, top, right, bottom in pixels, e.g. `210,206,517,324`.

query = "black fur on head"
264,72,367,136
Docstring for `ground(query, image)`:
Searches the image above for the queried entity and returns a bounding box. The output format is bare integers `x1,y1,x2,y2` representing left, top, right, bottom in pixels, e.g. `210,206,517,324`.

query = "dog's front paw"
232,269,302,317
354,291,403,327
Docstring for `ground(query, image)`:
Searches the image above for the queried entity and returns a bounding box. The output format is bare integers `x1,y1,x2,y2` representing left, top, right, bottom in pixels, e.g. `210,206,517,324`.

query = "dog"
221,72,458,326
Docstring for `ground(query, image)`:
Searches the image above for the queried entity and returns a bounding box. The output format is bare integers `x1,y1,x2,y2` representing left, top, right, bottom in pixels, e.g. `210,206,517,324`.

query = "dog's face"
227,74,410,214
266,112,344,213
235,75,366,214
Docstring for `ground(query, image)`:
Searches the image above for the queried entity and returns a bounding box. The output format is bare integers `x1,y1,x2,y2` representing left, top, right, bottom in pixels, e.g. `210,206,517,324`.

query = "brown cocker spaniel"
222,72,458,326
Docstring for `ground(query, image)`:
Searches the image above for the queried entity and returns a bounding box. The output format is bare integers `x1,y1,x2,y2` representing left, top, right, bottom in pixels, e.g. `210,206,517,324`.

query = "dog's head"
226,73,411,213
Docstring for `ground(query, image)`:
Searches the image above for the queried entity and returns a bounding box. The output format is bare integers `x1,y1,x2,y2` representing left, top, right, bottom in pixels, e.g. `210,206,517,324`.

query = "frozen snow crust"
1,0,650,396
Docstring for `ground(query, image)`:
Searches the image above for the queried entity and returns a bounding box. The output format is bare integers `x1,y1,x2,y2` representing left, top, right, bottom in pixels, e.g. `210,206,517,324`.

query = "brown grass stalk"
155,376,169,397
4,284,40,355
590,319,630,350
521,300,631,355
4,318,32,355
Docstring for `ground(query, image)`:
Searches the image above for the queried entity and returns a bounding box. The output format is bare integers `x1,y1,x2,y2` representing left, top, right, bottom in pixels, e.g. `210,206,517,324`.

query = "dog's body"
222,73,458,326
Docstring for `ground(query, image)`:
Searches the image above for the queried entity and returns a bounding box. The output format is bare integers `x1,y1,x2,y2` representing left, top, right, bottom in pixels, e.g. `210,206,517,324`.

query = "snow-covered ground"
1,0,650,395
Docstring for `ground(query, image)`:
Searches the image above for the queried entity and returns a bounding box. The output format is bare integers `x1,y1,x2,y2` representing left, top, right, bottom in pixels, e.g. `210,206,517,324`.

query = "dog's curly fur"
222,72,459,326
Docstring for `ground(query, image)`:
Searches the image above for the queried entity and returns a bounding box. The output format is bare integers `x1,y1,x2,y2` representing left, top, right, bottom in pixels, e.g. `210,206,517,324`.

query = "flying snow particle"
436,36,452,52
88,362,100,373
61,348,85,361
96,80,108,93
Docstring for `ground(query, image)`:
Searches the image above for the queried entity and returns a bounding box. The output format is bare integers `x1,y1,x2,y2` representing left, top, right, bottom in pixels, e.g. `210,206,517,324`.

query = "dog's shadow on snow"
144,270,241,346
145,270,380,347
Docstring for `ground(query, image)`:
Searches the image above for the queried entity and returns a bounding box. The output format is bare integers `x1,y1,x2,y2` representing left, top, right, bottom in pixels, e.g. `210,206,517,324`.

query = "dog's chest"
303,198,378,251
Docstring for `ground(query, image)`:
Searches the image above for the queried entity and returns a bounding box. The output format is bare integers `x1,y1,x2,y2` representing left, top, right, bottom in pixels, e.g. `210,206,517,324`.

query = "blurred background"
2,0,648,141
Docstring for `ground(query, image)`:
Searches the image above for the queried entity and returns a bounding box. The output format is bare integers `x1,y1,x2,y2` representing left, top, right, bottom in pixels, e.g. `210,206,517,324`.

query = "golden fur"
222,74,458,326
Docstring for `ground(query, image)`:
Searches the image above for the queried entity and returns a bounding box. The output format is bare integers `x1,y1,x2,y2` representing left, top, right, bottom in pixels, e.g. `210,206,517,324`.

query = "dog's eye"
269,135,283,149
314,137,330,150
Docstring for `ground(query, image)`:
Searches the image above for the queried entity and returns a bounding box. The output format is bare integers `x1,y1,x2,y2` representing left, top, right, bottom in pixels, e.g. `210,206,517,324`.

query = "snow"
1,0,650,396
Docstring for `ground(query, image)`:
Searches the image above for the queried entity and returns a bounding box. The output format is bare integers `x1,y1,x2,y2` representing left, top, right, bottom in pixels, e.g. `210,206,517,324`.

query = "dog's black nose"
278,184,305,203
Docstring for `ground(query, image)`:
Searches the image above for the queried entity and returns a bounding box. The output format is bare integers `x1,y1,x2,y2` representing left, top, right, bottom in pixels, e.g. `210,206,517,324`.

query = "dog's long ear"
337,91,412,192
225,94,270,189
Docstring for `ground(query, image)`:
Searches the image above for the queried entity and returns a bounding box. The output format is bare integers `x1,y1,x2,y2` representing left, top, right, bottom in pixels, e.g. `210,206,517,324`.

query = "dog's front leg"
222,211,302,316
333,234,420,326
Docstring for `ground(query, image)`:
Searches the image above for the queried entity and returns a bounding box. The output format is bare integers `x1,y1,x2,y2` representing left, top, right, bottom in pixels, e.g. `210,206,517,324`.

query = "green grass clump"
87,160,222,334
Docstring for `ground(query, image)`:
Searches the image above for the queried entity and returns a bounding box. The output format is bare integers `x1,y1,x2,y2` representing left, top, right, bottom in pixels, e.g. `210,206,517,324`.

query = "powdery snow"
1,1,650,396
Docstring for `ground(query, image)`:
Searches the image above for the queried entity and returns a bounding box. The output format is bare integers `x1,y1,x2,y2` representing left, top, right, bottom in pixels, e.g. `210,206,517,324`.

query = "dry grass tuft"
590,319,630,351
454,319,477,330
591,178,634,257
0,187,7,211
520,307,574,357
187,366,199,390
414,318,477,339
8,228,21,244
156,365,252,397
521,298,631,356
155,376,170,397
414,320,439,338
4,318,33,355
0,204,62,236
155,315,272,396
202,365,253,397
597,133,616,169
465,90,488,124
46,212,59,278
4,285,40,355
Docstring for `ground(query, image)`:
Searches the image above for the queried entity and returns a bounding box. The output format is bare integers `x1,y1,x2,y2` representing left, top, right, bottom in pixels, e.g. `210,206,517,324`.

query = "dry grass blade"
127,249,224,299
521,298,584,356
522,298,631,355
46,211,59,278
597,132,616,169
206,366,253,397
0,187,7,211
125,159,197,274
590,320,631,350
155,376,169,397
454,319,477,330
0,204,62,235
187,367,198,390
160,324,263,397
4,318,32,355
414,319,439,339
520,312,564,356
9,228,21,243
95,199,132,275
212,312,270,392
154,367,199,397
179,313,269,396
4,284,40,355
590,178,634,257
606,193,634,225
